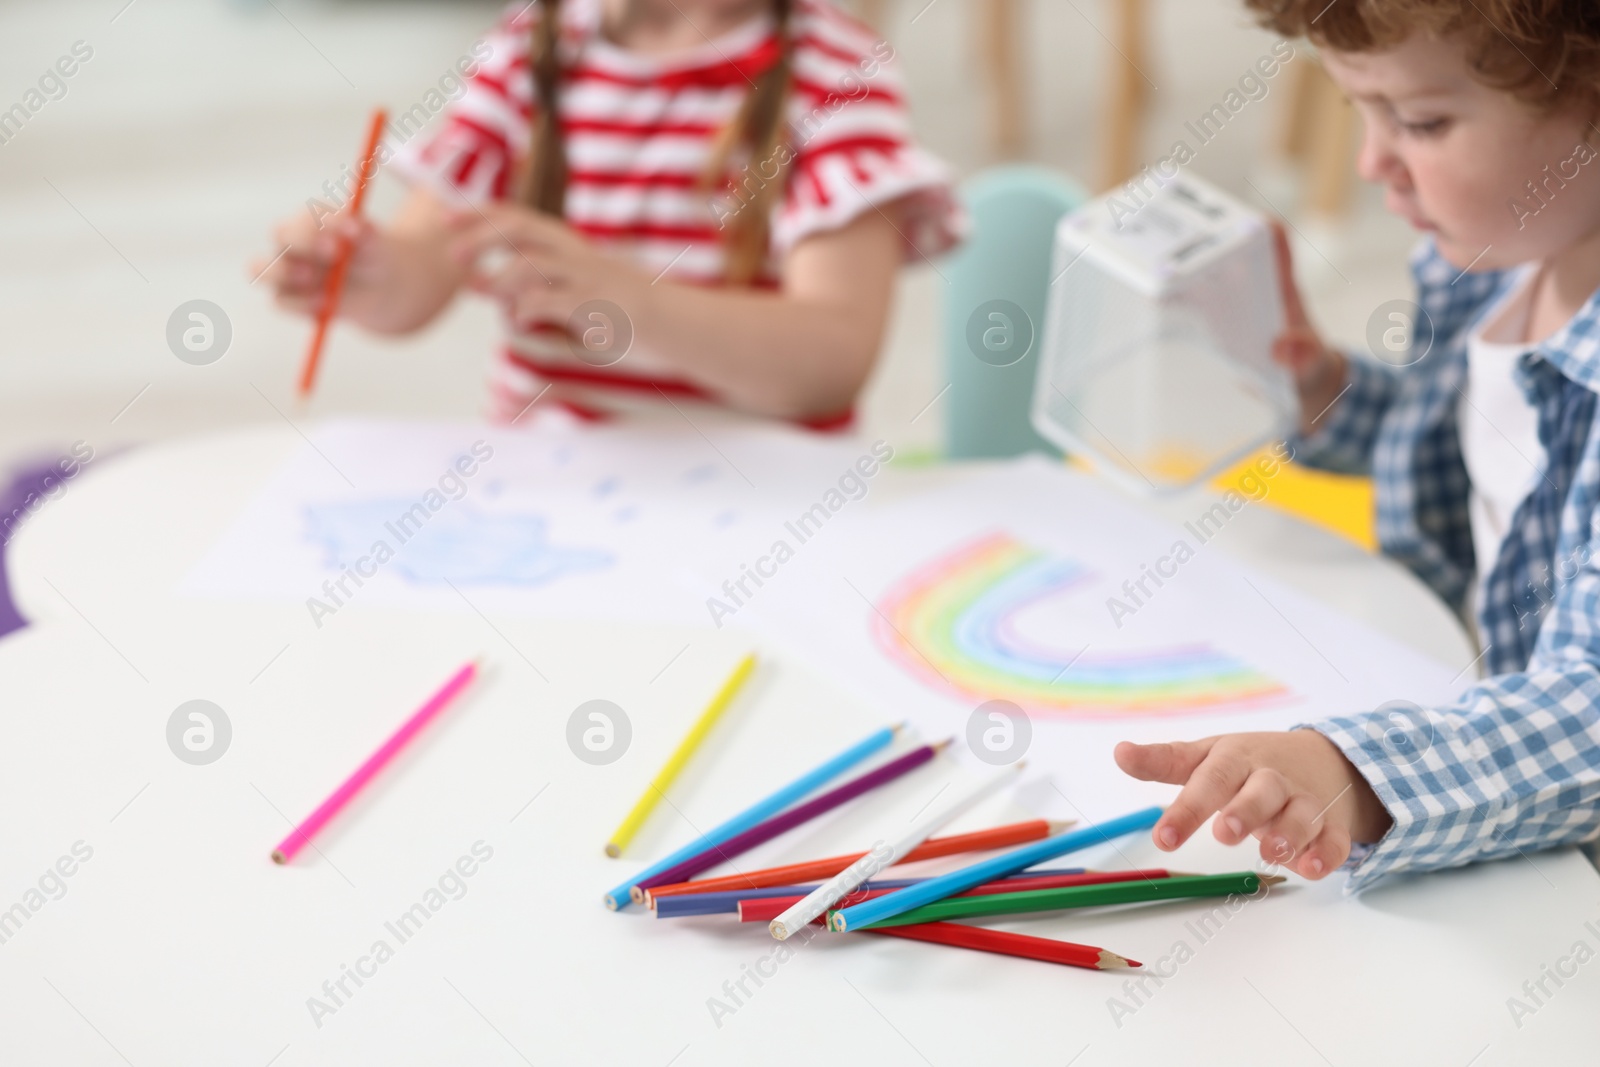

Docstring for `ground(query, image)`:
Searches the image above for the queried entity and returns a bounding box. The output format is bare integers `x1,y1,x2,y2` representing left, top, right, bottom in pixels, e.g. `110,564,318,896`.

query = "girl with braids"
257,0,958,426
1118,1,1600,892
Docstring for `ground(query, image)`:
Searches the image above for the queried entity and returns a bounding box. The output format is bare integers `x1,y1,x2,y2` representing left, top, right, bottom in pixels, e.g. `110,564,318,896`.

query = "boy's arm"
1120,517,1600,892
1308,605,1600,892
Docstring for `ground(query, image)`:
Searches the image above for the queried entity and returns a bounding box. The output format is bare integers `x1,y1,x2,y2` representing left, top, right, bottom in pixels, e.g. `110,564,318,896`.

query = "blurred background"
0,0,1415,469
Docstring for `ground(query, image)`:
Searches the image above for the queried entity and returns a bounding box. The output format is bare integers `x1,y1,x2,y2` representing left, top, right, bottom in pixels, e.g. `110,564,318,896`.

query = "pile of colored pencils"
603,659,1287,972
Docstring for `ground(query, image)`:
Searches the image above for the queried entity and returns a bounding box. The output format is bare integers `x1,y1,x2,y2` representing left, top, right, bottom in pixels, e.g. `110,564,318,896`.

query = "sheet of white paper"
180,416,896,627
691,456,1468,823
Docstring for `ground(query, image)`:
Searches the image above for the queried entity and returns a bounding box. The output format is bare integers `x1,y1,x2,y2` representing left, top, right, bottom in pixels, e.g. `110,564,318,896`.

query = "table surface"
3,422,1596,1066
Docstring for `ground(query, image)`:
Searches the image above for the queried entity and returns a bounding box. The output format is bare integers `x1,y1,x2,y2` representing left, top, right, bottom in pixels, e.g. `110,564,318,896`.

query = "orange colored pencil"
297,107,388,399
640,819,1066,906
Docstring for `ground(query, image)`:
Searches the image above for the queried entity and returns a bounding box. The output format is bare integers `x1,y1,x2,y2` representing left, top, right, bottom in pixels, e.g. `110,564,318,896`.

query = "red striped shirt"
391,0,959,427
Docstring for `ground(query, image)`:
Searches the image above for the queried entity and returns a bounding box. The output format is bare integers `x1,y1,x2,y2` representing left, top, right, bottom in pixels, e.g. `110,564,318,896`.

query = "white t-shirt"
1458,265,1545,607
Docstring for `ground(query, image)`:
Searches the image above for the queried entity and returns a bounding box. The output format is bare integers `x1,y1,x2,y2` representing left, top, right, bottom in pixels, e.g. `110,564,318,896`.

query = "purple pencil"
633,741,948,893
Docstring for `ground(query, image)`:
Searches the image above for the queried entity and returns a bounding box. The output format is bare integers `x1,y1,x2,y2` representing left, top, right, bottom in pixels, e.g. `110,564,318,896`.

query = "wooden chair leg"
1306,68,1357,218
977,0,1026,158
1098,0,1150,190
1273,59,1321,164
857,0,888,31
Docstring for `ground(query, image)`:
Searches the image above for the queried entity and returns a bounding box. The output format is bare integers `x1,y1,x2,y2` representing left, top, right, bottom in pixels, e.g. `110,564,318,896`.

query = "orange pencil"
297,107,388,399
639,819,1067,906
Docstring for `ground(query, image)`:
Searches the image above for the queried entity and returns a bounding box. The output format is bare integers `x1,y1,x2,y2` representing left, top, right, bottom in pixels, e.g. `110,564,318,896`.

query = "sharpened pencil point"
1261,874,1288,886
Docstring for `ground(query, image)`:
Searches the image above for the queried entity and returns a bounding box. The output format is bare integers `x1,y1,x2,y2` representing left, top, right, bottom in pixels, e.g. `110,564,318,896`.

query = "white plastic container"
1030,172,1293,493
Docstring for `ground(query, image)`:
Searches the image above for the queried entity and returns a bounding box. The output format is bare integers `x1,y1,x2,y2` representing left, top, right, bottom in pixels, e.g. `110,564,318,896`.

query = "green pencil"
840,872,1286,929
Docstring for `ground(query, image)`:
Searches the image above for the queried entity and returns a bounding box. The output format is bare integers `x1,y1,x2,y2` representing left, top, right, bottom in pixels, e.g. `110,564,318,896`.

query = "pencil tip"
769,921,788,940
604,843,621,858
1261,874,1289,886
271,850,287,865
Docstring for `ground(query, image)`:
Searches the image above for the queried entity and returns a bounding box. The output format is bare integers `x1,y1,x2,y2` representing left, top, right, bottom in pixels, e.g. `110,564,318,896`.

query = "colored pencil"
770,763,1023,939
737,869,1175,924
866,922,1140,971
633,740,948,893
654,867,1092,919
297,107,388,399
828,806,1164,932
639,818,1066,905
272,660,478,864
846,872,1286,929
605,653,757,859
603,723,900,910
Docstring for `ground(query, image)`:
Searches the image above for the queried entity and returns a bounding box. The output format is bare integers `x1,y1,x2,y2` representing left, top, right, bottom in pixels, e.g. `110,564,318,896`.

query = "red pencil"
867,922,1139,971
297,107,388,399
735,869,1174,924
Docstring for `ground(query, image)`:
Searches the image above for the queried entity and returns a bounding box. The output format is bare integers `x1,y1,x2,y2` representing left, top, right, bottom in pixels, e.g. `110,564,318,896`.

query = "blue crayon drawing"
305,500,614,587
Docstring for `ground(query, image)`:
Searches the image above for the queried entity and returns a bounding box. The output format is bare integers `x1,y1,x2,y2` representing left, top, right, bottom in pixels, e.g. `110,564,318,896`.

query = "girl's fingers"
1257,791,1325,866
1214,768,1291,845
1113,739,1215,785
1295,821,1352,879
1152,745,1251,850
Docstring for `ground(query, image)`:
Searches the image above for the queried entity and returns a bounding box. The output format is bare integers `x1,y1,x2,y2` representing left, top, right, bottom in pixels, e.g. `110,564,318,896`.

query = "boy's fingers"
1215,768,1290,845
1153,747,1250,850
1296,822,1352,879
1257,791,1325,865
1113,738,1214,784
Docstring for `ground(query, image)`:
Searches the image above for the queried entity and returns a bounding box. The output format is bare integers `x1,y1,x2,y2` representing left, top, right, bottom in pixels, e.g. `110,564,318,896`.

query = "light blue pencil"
603,723,901,910
827,805,1164,931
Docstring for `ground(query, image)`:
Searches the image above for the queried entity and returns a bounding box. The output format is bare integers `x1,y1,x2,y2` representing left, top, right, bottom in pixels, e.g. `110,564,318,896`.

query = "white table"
3,422,1596,1066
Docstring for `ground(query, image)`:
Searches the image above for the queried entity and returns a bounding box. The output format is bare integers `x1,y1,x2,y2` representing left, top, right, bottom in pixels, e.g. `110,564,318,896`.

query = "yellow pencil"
604,652,757,858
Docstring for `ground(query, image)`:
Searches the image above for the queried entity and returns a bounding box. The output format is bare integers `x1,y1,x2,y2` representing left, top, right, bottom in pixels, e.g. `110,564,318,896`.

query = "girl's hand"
250,211,421,333
1269,220,1347,436
445,205,652,333
1114,730,1392,879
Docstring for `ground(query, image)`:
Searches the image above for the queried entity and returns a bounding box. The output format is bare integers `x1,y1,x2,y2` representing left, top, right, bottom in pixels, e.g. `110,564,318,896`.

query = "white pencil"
767,761,1025,940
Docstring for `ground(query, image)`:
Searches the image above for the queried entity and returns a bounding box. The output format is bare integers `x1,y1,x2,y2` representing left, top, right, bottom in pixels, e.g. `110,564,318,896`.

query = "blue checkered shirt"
1293,239,1600,892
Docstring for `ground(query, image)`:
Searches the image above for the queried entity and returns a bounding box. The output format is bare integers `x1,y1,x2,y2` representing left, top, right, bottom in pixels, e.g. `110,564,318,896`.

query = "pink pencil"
272,660,480,864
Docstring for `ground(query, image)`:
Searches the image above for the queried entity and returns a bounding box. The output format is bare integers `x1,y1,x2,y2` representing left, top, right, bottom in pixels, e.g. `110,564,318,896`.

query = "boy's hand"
1269,220,1347,437
1115,731,1393,879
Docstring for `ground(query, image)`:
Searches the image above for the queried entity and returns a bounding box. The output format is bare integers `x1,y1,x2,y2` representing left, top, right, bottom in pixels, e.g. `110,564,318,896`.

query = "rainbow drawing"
872,533,1291,717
